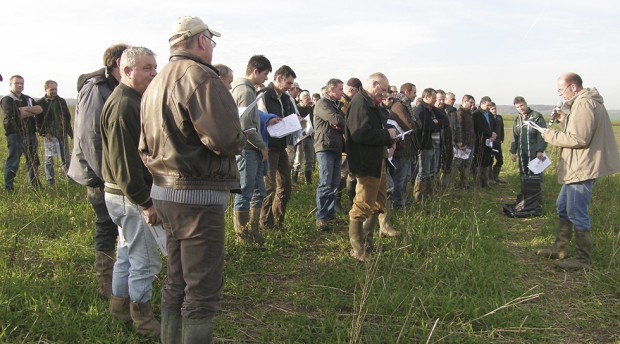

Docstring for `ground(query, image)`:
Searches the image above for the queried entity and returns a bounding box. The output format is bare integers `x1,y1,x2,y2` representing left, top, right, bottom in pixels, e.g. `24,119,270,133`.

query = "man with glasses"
345,72,398,262
538,73,620,271
140,16,245,342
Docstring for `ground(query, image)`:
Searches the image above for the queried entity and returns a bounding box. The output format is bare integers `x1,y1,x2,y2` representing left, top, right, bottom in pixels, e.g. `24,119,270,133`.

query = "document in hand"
267,113,302,138
528,153,551,174
238,92,265,118
454,147,472,159
523,120,546,134
292,115,314,145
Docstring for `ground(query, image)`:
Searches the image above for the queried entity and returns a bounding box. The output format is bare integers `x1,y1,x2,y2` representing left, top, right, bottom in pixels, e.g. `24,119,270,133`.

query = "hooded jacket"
544,88,620,184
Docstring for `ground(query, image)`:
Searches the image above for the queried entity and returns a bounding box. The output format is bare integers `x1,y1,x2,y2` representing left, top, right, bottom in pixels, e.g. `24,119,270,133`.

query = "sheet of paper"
267,113,302,138
149,224,168,256
528,153,551,174
523,120,546,134
238,92,265,118
386,119,404,135
397,130,413,140
454,147,472,159
292,115,314,145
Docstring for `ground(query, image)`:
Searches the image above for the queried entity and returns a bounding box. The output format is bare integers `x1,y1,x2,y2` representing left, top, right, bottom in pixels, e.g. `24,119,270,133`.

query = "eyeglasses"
201,34,217,48
557,84,573,95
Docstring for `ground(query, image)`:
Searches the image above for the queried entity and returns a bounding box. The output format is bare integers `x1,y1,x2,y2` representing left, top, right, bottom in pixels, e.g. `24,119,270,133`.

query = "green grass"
0,119,619,343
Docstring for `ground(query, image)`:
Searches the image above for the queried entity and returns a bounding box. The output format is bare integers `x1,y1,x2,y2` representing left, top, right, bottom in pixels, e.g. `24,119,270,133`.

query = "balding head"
364,72,389,102
557,72,583,101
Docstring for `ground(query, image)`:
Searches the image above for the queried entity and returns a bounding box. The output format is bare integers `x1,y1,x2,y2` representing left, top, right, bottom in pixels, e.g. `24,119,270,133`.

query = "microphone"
549,101,563,127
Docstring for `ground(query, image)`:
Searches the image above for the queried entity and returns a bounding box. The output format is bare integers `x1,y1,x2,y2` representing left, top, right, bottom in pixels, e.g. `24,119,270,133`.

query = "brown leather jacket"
139,52,246,191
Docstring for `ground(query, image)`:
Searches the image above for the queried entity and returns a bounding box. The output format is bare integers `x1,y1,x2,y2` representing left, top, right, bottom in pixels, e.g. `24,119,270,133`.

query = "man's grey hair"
299,90,311,99
446,92,456,100
213,64,233,78
120,47,156,70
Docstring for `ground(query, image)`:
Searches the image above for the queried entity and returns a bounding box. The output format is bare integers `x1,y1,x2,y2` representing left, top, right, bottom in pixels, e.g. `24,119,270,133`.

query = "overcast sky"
2,0,619,108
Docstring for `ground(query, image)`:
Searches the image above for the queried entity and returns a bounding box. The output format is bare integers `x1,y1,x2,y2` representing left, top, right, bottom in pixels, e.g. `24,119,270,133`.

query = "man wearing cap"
140,16,245,343
292,90,315,185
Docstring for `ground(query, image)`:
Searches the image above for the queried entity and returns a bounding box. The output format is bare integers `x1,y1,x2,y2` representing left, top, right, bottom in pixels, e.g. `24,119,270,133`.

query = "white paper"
292,115,314,145
528,153,551,174
148,224,168,256
397,130,413,140
44,137,60,157
267,113,302,138
386,119,404,135
238,92,265,118
454,147,472,159
485,139,494,148
523,120,546,134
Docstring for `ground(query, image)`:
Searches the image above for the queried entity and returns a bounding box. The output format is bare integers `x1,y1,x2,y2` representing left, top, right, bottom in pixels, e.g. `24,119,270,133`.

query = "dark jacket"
455,106,475,148
1,92,38,136
510,108,547,158
313,97,345,153
258,82,296,150
345,90,392,178
35,95,73,139
413,101,439,150
68,72,118,187
389,96,415,158
139,52,245,191
472,109,495,166
493,114,505,143
101,83,153,209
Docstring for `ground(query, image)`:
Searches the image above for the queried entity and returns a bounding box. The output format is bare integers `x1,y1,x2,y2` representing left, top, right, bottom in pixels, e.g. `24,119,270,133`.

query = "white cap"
169,16,221,47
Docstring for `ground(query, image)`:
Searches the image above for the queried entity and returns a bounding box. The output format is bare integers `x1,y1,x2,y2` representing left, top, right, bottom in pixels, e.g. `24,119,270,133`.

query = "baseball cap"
169,16,221,47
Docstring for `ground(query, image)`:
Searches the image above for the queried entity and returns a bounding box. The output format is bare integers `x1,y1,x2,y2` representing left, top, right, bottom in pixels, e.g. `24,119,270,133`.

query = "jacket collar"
169,51,218,74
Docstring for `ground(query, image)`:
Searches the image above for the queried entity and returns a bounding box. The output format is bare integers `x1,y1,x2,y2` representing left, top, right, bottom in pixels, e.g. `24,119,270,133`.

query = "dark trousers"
261,148,292,228
154,200,225,319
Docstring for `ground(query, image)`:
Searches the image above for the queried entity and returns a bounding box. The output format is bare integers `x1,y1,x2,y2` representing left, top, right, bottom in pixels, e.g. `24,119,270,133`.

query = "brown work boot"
130,302,161,338
233,211,253,244
555,230,592,271
349,219,368,262
248,207,265,245
94,250,115,299
379,205,401,237
536,219,572,259
109,295,132,324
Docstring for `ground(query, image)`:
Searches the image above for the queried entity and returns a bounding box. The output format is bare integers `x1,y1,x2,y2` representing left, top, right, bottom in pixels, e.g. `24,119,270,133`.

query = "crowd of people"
2,15,620,343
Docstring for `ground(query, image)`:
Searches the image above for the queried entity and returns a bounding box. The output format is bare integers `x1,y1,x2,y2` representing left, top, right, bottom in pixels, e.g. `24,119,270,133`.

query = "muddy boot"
161,305,182,344
379,204,400,237
362,215,378,254
130,302,161,338
95,250,115,299
349,219,368,262
248,207,265,245
536,219,573,259
109,295,131,324
334,179,345,214
304,170,313,185
413,179,423,204
182,316,214,344
233,211,253,244
555,230,592,271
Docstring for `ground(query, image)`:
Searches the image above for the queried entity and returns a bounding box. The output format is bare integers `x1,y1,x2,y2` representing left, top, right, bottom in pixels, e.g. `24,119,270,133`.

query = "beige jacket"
543,88,620,184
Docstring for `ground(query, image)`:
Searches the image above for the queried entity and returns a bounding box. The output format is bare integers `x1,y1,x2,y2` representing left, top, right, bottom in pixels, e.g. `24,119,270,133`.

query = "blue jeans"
43,135,70,185
390,156,412,208
105,193,162,303
556,179,596,231
417,148,436,181
316,151,342,221
4,133,40,191
234,149,266,211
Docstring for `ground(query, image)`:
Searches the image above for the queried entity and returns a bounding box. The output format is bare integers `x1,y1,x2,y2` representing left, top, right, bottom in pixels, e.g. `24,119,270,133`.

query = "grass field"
0,116,619,343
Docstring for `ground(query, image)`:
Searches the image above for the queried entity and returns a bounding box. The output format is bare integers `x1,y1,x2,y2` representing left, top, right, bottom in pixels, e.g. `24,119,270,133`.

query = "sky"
2,0,619,109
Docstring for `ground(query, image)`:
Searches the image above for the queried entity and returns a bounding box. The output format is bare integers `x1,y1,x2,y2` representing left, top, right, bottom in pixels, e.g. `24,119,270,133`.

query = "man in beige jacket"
538,72,620,270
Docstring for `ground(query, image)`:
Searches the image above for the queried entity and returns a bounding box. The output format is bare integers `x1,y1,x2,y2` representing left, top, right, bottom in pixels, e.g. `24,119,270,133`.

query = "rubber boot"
182,316,214,344
413,179,423,204
292,170,298,185
555,231,592,271
362,215,378,254
304,170,312,185
379,204,400,237
161,305,182,344
493,166,506,184
130,302,161,338
334,179,345,214
536,219,573,259
233,211,253,244
248,207,265,245
109,295,131,324
94,250,115,299
346,178,357,209
487,166,496,186
349,219,367,262
424,179,434,200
